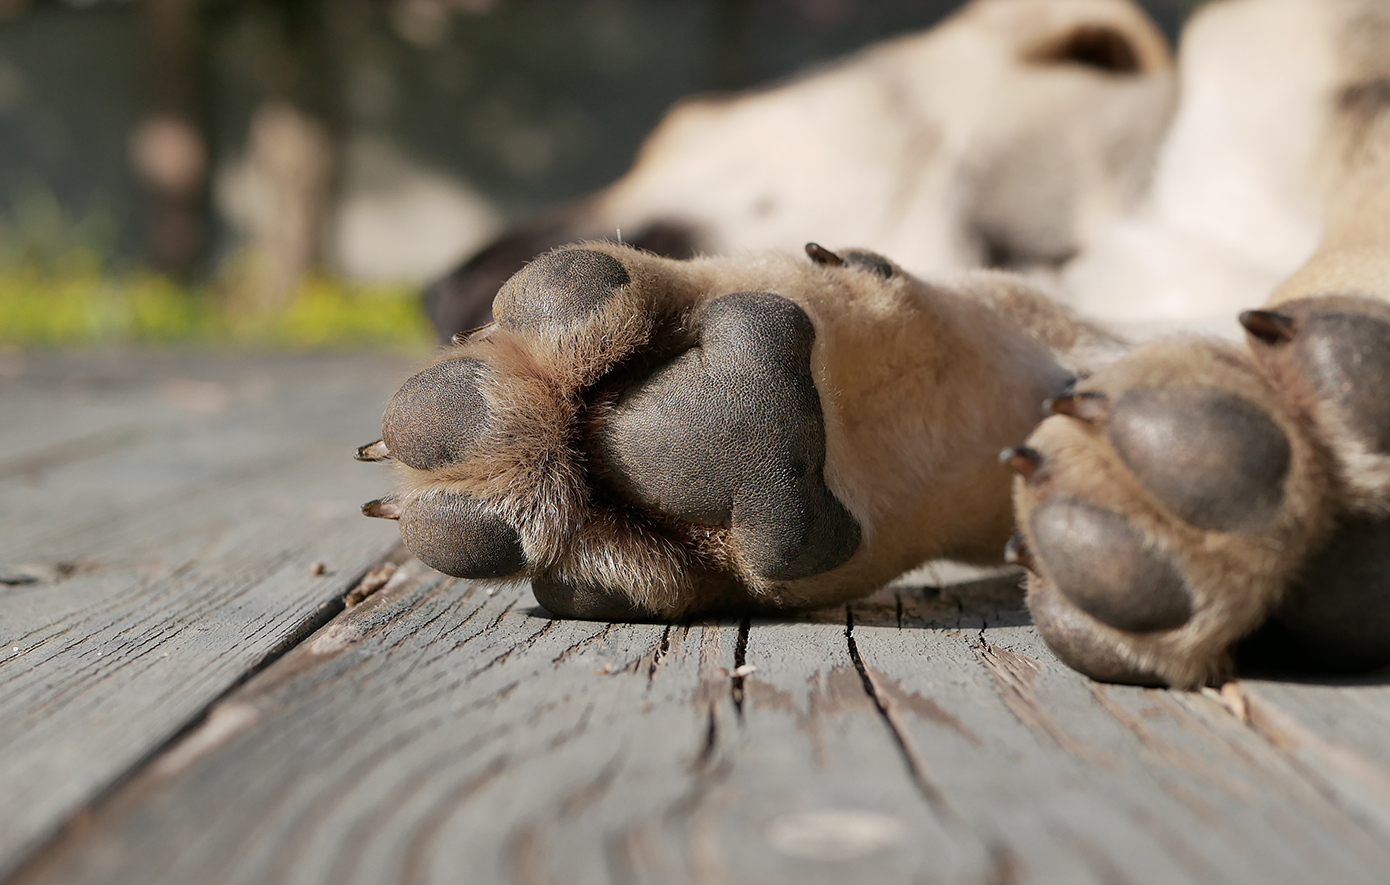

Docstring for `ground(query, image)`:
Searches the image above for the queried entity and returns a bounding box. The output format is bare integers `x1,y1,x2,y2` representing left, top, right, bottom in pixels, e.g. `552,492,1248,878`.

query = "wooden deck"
4,349,1390,885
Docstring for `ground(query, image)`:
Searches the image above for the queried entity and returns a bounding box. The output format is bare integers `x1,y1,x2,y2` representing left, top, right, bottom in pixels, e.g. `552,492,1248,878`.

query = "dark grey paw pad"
1106,389,1289,533
493,248,631,333
1028,580,1166,686
382,358,491,471
598,291,861,581
400,492,526,579
1295,310,1390,454
1030,498,1192,633
1244,298,1390,456
843,250,894,279
531,573,648,621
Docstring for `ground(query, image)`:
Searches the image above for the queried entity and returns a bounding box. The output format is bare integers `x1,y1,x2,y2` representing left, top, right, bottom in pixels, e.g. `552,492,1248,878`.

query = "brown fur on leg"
366,242,1093,619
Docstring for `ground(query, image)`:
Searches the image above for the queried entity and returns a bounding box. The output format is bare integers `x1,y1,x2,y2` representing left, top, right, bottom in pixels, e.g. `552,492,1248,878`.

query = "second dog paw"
1007,338,1337,687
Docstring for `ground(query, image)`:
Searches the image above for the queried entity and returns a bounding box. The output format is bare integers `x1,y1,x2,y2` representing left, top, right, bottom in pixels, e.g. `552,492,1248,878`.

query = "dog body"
425,0,1176,337
366,0,1390,686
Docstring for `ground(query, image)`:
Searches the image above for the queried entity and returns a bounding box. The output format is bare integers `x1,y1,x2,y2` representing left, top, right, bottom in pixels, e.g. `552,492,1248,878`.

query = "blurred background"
0,0,1185,351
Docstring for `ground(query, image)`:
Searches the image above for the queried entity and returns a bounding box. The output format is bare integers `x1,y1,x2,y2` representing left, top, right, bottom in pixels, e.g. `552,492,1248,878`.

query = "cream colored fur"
586,0,1174,278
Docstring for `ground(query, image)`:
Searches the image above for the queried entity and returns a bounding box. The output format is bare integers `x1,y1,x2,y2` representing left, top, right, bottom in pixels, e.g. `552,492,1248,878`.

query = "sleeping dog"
359,0,1390,688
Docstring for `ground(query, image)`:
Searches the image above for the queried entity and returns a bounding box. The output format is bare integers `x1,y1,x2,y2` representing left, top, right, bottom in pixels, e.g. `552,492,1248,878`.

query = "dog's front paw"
360,243,1072,619
1006,339,1337,687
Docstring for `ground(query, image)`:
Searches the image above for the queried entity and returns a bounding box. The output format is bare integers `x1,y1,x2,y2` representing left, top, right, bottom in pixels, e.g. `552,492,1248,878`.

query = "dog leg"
359,243,1096,619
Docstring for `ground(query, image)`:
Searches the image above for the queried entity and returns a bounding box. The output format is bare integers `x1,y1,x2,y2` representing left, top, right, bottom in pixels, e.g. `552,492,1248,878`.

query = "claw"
361,497,402,520
1046,391,1111,423
450,323,495,346
1004,533,1036,571
1240,309,1297,345
355,439,392,462
1000,445,1043,479
805,242,845,266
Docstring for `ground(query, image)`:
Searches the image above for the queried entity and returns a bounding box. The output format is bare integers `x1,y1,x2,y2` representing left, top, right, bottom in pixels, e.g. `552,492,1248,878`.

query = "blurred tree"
132,0,207,277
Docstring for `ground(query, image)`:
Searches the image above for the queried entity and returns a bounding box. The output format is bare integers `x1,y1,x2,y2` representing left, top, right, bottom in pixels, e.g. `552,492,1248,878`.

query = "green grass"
0,259,437,351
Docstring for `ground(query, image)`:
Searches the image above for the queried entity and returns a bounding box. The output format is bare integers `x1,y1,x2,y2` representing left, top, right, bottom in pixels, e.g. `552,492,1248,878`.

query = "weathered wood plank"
13,559,1390,885
8,563,980,885
1232,678,1390,840
848,578,1390,884
0,351,416,878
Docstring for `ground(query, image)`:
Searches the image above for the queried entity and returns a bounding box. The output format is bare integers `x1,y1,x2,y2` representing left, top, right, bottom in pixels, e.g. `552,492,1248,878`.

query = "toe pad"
1107,388,1289,533
1031,498,1193,633
1298,309,1390,455
383,358,491,471
494,249,631,333
400,492,526,579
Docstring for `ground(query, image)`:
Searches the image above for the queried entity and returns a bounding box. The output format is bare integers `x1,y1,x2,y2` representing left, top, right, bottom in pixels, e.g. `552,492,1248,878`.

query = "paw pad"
1029,497,1192,633
400,492,526,579
1106,388,1290,533
1010,338,1326,687
493,248,631,333
598,291,860,581
381,358,492,471
361,244,879,617
1244,295,1390,505
531,573,649,621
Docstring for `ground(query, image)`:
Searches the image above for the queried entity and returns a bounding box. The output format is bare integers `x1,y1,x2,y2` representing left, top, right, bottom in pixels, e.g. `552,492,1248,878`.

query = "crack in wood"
631,624,683,685
730,617,749,720
551,623,613,664
469,620,555,680
343,562,397,607
844,607,952,814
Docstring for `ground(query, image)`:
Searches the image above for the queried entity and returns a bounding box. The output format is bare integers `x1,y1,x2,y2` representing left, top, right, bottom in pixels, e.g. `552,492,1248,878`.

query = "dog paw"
1242,294,1390,512
1007,338,1337,687
360,243,1073,619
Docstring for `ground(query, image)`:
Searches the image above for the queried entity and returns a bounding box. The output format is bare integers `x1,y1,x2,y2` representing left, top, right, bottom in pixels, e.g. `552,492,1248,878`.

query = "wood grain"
11,559,1390,884
0,351,416,878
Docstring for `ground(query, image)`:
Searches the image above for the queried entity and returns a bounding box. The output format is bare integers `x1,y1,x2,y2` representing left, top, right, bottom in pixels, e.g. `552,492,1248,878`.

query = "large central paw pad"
358,245,875,619
597,292,860,581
